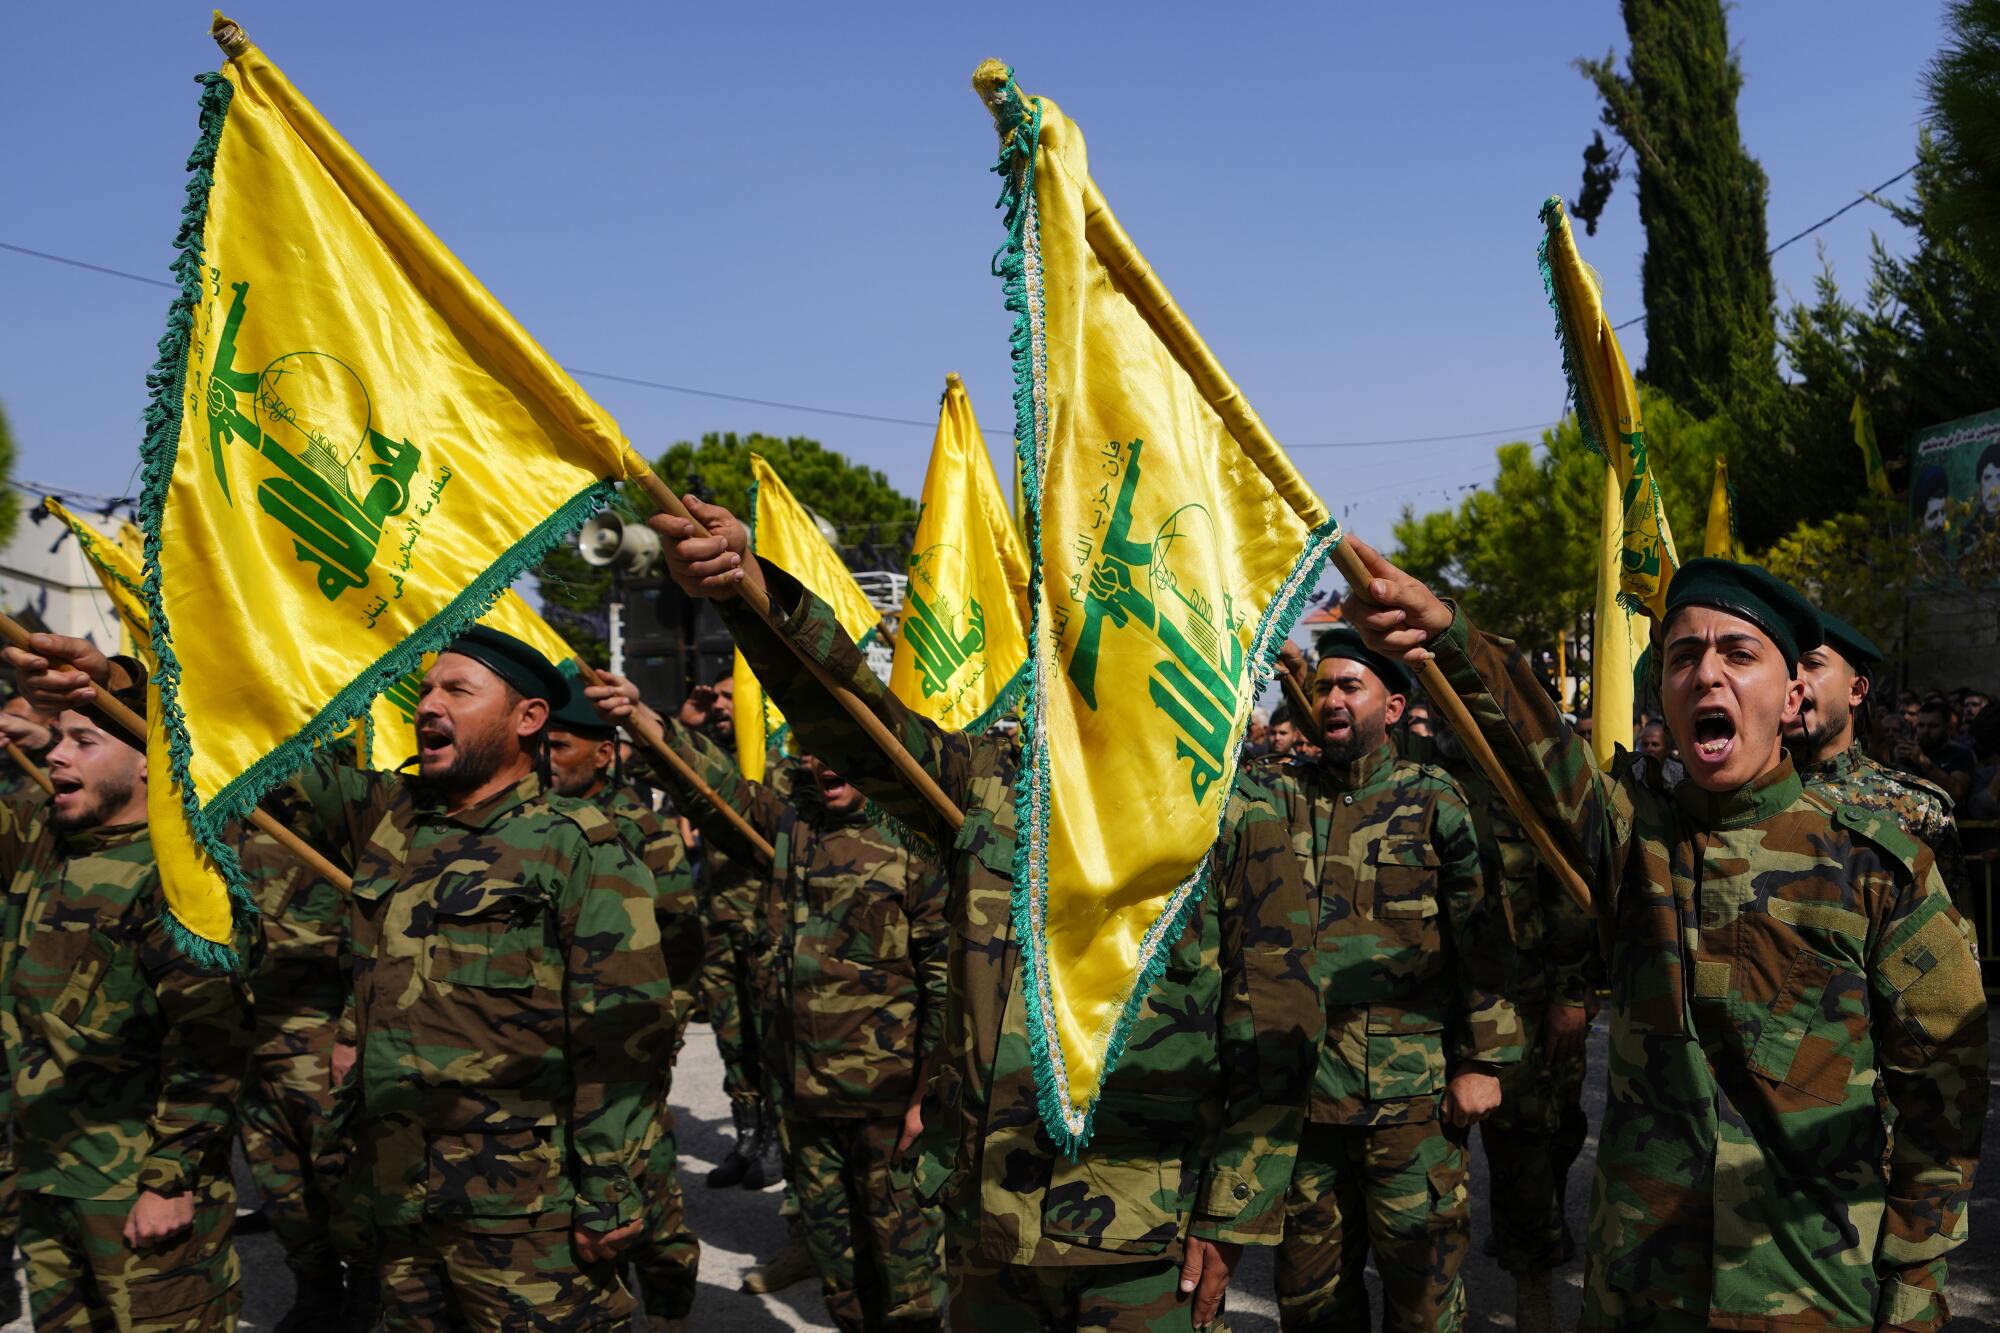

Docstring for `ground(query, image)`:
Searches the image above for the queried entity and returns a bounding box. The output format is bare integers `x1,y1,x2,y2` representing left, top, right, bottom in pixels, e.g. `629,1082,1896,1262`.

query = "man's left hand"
123,1190,194,1250
1179,1236,1241,1329
573,1218,642,1265
1542,1001,1589,1066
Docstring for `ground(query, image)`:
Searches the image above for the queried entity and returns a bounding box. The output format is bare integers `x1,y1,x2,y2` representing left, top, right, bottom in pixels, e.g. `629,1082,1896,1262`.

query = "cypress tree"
1575,0,1781,424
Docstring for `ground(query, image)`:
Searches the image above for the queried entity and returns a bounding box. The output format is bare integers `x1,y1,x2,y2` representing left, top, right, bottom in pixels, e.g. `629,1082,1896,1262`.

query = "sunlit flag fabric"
45,498,154,668
365,590,579,769
1589,463,1650,771
888,373,1030,731
1851,394,1892,497
1539,197,1681,619
978,63,1341,1149
734,453,884,784
1704,456,1745,561
137,16,650,964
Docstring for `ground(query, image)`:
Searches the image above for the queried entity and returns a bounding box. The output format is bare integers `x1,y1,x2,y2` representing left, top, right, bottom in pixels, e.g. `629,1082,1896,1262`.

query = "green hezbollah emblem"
1066,439,1245,803
201,280,423,602
902,539,990,705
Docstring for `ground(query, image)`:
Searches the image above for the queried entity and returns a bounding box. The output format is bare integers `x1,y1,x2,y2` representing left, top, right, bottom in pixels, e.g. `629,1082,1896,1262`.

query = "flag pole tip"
210,12,249,56
945,371,964,389
971,58,1011,98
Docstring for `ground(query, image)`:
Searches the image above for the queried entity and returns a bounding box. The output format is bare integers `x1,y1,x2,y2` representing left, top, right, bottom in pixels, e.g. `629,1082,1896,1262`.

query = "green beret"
546,663,615,737
1817,610,1882,680
1663,558,1823,671
440,626,570,707
1313,625,1414,695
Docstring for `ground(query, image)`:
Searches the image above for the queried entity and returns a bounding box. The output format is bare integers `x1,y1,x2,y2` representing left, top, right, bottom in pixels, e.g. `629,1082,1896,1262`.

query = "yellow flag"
366,590,578,769
1851,394,1892,496
1590,464,1648,770
137,17,648,962
1540,198,1680,618
45,499,154,668
889,374,1030,731
1704,457,1741,561
978,63,1341,1148
737,454,883,782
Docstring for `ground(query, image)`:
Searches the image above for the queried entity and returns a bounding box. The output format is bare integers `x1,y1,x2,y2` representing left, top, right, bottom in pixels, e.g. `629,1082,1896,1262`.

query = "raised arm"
648,497,978,844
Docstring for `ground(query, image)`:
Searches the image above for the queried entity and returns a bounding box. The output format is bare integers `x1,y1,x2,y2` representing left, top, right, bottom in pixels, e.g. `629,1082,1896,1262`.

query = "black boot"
274,1264,347,1333
705,1102,756,1188
0,1243,19,1325
739,1104,786,1190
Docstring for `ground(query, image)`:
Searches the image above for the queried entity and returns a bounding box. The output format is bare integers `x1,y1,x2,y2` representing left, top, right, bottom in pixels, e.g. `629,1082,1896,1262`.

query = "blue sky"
0,3,1945,563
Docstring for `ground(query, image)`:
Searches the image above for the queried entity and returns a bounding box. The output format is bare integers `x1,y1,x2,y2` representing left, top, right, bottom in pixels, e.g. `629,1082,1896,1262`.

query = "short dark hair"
1977,441,2000,479
1271,705,1294,729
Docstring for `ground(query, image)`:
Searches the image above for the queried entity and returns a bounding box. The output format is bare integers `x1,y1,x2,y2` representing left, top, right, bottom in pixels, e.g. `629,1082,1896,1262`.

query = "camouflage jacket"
287,757,671,1232
1800,742,1978,928
1433,609,1988,1331
595,781,704,1024
233,827,348,1034
1434,748,1602,1009
0,801,251,1201
722,563,1322,1266
650,719,948,1118
1258,742,1522,1126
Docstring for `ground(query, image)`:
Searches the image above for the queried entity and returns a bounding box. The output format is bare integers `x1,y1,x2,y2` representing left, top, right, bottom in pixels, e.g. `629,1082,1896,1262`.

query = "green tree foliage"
0,404,20,551
1390,388,1723,647
534,432,917,658
1924,0,2000,281
1575,0,1781,427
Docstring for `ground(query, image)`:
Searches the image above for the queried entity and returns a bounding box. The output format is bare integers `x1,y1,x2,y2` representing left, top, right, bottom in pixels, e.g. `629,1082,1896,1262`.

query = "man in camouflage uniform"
0,692,54,1321
1786,610,1978,927
595,684,950,1332
651,496,1324,1333
21,626,674,1331
678,679,784,1191
0,653,251,1331
231,829,373,1333
1265,626,1523,1332
546,687,705,1332
1344,547,1988,1331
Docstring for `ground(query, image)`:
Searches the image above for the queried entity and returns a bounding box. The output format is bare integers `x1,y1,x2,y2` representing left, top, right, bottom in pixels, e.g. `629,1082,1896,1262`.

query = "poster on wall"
1908,407,2000,587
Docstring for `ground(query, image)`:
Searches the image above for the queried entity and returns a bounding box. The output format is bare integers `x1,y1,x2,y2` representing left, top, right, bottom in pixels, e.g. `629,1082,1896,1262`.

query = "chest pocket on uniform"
10,926,114,1032
842,882,911,967
1368,838,1440,920
425,876,557,992
1746,946,1859,1104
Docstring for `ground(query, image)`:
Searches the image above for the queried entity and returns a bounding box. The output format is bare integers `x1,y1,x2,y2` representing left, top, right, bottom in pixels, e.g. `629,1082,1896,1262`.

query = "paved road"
3,1018,1994,1329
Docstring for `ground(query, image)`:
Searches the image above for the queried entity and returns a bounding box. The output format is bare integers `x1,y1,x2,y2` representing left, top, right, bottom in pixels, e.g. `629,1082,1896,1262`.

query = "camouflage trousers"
631,1102,700,1320
237,1012,358,1276
789,1114,944,1333
19,1179,241,1332
947,1249,1217,1333
1275,1118,1470,1332
377,1217,634,1332
1477,1003,1588,1274
698,922,763,1108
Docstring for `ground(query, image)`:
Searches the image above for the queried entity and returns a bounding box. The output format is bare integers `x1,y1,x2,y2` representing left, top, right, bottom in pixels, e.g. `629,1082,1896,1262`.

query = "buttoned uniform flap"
1745,946,1862,1104
952,804,1016,881
1040,1152,1192,1252
908,1066,960,1203
9,924,108,1019
1364,998,1449,1101
425,874,558,992
1368,838,1440,917
424,1124,566,1219
841,882,912,965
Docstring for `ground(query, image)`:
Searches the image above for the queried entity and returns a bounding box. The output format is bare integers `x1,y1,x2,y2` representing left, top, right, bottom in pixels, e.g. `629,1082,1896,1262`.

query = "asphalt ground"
3,1016,1994,1330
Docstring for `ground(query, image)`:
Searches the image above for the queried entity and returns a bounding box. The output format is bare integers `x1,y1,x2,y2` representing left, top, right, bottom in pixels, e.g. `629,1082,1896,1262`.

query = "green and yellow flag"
735,453,883,783
1590,463,1649,771
1704,456,1742,561
978,63,1341,1149
889,373,1030,731
45,498,154,668
1540,197,1680,619
137,16,649,963
1852,394,1891,496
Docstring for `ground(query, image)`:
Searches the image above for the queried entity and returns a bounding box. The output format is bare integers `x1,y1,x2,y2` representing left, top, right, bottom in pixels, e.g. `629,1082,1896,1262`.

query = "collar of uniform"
1673,754,1801,829
417,769,544,827
1314,738,1398,792
1799,740,1862,786
55,817,150,855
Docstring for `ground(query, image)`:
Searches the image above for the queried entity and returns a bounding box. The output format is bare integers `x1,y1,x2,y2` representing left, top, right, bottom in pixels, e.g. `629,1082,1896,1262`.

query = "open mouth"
1690,708,1736,762
1322,713,1353,739
416,723,455,760
50,775,82,798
